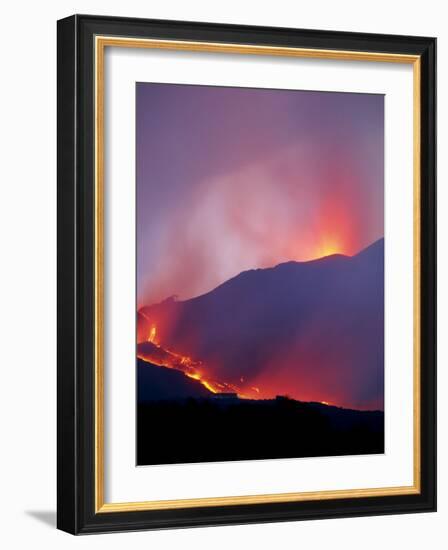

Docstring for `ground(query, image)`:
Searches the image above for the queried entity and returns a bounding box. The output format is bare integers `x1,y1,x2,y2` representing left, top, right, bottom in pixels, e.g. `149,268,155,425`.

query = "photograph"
136,83,385,466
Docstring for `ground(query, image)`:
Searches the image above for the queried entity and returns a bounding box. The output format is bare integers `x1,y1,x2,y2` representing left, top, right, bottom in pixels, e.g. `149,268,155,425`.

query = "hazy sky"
136,83,384,306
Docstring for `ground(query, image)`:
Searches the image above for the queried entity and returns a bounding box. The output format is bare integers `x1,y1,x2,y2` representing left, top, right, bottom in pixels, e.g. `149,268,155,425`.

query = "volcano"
137,238,384,411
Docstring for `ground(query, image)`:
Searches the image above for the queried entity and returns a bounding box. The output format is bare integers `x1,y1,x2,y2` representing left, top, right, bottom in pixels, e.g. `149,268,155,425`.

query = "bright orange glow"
313,236,344,259
147,325,158,345
200,380,218,394
283,189,362,263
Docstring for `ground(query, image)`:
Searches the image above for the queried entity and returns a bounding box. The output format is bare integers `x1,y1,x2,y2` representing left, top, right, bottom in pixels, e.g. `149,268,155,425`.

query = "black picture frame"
57,14,436,535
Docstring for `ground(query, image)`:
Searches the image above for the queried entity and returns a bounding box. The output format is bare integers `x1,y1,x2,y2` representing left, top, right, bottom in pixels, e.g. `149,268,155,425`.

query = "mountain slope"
138,238,384,410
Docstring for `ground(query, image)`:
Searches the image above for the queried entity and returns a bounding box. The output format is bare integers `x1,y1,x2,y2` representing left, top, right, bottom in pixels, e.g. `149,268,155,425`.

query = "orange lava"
138,326,260,399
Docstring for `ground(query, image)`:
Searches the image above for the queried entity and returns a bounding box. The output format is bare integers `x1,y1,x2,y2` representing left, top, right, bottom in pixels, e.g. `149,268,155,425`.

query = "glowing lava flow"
137,325,259,398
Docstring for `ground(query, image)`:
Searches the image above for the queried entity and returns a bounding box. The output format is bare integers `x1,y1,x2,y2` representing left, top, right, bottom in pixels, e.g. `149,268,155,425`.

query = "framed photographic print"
57,14,436,534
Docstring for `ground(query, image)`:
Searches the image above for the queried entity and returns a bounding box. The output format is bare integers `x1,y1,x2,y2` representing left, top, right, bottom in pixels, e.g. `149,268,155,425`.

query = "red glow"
287,189,361,262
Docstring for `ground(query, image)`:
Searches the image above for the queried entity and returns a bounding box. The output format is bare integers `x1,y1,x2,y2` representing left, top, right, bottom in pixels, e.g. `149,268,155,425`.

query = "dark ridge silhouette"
137,363,384,465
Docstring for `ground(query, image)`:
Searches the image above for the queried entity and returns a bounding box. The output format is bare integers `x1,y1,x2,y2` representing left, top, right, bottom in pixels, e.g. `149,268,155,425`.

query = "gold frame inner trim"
94,35,421,513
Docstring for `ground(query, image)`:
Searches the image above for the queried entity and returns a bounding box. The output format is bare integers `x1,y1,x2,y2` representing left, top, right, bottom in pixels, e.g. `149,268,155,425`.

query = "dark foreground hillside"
137,394,384,466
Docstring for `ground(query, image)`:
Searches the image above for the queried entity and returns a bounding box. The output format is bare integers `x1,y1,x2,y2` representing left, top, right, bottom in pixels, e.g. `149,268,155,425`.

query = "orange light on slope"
139,320,266,399
200,379,218,394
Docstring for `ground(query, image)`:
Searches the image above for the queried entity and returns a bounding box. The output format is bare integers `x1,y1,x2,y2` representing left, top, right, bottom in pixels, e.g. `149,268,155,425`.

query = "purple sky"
136,83,384,306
